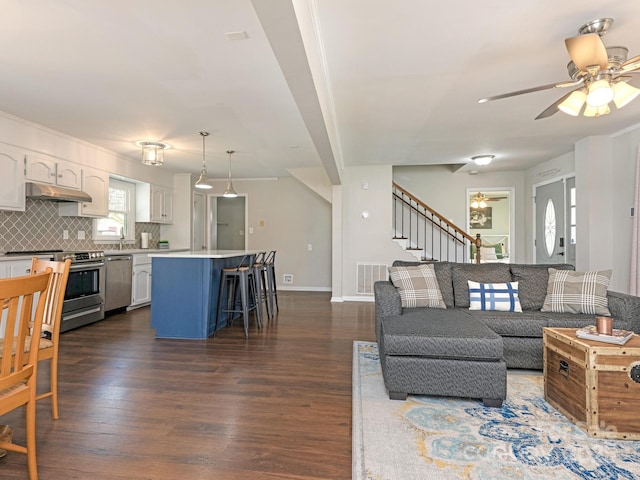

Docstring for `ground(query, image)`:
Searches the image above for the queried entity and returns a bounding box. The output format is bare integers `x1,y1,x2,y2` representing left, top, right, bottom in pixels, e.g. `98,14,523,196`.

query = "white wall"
228,176,332,291
337,165,420,300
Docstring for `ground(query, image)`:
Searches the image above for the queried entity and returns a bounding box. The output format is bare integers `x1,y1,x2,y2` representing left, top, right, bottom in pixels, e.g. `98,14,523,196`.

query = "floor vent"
356,263,388,295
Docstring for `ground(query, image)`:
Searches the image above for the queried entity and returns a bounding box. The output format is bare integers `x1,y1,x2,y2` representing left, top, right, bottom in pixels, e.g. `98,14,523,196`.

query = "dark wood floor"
0,291,376,479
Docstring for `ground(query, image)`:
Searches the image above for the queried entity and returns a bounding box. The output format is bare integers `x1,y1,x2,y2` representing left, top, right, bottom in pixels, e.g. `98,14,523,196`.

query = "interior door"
209,195,246,250
193,192,206,251
535,180,565,263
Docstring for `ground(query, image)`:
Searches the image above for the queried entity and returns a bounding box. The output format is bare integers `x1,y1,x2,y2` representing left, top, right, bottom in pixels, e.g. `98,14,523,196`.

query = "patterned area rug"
352,341,640,480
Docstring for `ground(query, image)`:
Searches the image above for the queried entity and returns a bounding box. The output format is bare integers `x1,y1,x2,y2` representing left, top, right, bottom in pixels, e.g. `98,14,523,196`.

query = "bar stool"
264,250,279,316
252,251,271,321
215,255,262,337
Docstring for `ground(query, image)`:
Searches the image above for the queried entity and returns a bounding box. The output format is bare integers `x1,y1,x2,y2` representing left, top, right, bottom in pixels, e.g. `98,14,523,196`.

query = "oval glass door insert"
544,199,556,257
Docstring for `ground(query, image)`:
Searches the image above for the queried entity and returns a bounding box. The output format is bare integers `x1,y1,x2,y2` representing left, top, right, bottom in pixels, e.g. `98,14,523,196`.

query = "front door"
535,179,566,263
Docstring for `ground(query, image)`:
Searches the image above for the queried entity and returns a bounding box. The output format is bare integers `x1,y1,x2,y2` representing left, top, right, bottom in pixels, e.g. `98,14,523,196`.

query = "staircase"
393,182,480,263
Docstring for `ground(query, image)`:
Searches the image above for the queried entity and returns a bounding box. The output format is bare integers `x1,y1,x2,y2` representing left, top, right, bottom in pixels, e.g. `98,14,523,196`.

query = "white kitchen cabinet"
0,259,33,279
25,154,81,190
130,254,152,307
59,167,109,217
0,145,26,212
136,184,174,224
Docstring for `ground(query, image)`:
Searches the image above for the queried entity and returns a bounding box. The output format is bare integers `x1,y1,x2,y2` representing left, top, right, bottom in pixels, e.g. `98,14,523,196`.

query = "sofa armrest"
374,281,402,340
607,290,640,334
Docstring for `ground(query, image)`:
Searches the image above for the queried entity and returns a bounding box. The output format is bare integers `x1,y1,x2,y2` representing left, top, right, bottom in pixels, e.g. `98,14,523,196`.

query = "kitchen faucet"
119,229,125,250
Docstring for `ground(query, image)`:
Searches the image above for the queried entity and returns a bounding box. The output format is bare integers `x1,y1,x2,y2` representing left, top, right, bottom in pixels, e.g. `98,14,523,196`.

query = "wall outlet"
63,230,69,240
77,230,85,240
283,274,293,284
308,244,313,251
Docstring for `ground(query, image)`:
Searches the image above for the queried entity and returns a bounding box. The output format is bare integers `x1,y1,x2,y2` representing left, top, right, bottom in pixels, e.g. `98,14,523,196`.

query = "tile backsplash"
0,199,161,252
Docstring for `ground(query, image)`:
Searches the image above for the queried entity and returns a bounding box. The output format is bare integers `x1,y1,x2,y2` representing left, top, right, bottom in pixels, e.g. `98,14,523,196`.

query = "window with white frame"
93,178,136,242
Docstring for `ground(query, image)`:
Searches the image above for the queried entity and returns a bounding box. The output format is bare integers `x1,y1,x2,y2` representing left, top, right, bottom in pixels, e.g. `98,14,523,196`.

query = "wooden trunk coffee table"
543,327,640,440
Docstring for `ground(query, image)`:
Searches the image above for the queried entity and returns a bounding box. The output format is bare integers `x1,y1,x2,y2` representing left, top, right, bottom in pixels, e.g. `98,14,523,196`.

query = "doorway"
208,195,247,250
534,177,575,264
466,188,514,260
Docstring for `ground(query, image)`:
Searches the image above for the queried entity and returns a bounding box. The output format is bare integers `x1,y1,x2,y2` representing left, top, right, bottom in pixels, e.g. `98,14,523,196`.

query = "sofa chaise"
374,261,640,405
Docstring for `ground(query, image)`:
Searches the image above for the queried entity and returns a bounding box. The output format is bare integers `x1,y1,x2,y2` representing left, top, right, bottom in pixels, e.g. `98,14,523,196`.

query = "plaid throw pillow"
468,281,522,312
388,264,446,309
541,268,611,315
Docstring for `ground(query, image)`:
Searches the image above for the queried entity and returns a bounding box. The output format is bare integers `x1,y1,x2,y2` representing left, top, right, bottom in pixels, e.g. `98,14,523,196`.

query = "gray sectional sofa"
374,260,640,403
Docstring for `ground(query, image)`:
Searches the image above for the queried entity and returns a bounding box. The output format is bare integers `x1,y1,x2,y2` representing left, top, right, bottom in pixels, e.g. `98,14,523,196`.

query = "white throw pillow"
479,247,498,261
468,280,522,312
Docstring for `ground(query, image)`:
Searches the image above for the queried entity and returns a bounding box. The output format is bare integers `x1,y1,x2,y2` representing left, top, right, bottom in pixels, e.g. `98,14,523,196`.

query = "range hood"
26,182,92,203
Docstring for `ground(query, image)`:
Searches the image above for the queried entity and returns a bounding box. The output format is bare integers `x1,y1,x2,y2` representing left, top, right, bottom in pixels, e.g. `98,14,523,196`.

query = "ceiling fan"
470,192,508,209
478,18,640,119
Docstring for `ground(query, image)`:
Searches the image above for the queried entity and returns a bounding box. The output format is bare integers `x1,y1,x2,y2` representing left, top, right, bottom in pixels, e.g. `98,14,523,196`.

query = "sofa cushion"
541,268,612,315
468,281,522,312
380,310,503,361
540,312,597,329
469,310,548,337
451,263,512,308
392,260,454,308
509,263,575,310
388,264,446,309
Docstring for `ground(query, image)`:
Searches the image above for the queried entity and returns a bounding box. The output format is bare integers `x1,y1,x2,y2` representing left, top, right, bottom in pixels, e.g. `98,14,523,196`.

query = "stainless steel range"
52,250,106,332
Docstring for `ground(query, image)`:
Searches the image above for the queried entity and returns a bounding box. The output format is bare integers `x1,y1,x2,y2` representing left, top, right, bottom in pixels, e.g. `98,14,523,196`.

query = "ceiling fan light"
612,81,640,109
583,103,611,117
558,89,587,116
586,79,614,107
471,155,495,166
471,193,487,209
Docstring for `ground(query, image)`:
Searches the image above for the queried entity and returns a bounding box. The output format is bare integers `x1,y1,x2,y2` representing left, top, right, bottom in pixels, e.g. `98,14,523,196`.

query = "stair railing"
393,182,481,263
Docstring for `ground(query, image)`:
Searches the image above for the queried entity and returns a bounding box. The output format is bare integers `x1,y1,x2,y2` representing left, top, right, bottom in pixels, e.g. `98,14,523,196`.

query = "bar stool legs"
265,250,279,315
215,257,262,338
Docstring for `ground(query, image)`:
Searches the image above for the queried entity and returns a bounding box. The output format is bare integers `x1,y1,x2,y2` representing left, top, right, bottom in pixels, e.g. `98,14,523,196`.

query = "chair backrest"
0,272,51,385
265,250,276,265
29,258,71,337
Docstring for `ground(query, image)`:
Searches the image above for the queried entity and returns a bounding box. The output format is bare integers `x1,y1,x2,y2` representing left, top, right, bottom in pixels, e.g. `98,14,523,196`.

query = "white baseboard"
330,296,343,303
342,295,375,302
278,286,332,292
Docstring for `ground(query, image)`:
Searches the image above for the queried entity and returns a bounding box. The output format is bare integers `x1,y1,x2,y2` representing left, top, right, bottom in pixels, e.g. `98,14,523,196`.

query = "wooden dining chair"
29,257,71,419
0,271,52,480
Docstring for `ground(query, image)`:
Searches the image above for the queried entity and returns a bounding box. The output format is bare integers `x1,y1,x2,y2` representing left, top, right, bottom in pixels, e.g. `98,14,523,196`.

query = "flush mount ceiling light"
137,141,170,166
471,192,488,209
223,150,238,198
194,131,213,190
471,155,495,166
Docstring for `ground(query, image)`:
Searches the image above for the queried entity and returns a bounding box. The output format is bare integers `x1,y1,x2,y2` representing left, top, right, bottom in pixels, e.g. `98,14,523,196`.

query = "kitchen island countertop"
148,250,259,259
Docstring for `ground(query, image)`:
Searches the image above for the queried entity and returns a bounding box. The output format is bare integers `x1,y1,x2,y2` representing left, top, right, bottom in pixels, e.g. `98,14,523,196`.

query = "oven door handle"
69,262,105,271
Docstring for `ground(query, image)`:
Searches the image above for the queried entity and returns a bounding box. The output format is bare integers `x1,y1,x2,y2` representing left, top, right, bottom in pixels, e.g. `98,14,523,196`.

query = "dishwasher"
105,254,133,312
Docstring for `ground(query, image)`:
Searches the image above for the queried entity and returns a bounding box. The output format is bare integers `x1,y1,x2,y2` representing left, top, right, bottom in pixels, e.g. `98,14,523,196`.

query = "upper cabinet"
25,154,81,190
59,167,109,217
0,145,26,212
137,184,173,224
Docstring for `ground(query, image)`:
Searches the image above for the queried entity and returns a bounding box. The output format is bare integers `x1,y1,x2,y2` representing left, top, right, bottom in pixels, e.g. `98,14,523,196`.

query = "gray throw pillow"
510,263,575,310
541,268,612,315
388,264,446,309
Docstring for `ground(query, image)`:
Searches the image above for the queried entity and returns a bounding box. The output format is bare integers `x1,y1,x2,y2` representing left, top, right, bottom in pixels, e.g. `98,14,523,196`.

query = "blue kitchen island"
148,250,258,339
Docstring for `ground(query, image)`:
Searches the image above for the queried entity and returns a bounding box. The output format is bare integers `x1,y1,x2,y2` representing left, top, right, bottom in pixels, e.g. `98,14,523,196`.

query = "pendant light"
194,131,212,190
223,150,238,198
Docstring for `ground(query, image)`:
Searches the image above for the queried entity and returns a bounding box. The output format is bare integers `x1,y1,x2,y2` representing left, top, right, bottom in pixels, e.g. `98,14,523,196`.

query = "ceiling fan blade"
535,90,575,120
565,33,608,71
621,55,640,73
478,80,581,103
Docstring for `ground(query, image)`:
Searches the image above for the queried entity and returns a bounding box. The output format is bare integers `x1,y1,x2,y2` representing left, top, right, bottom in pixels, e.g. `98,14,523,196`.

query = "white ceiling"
2,0,640,182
